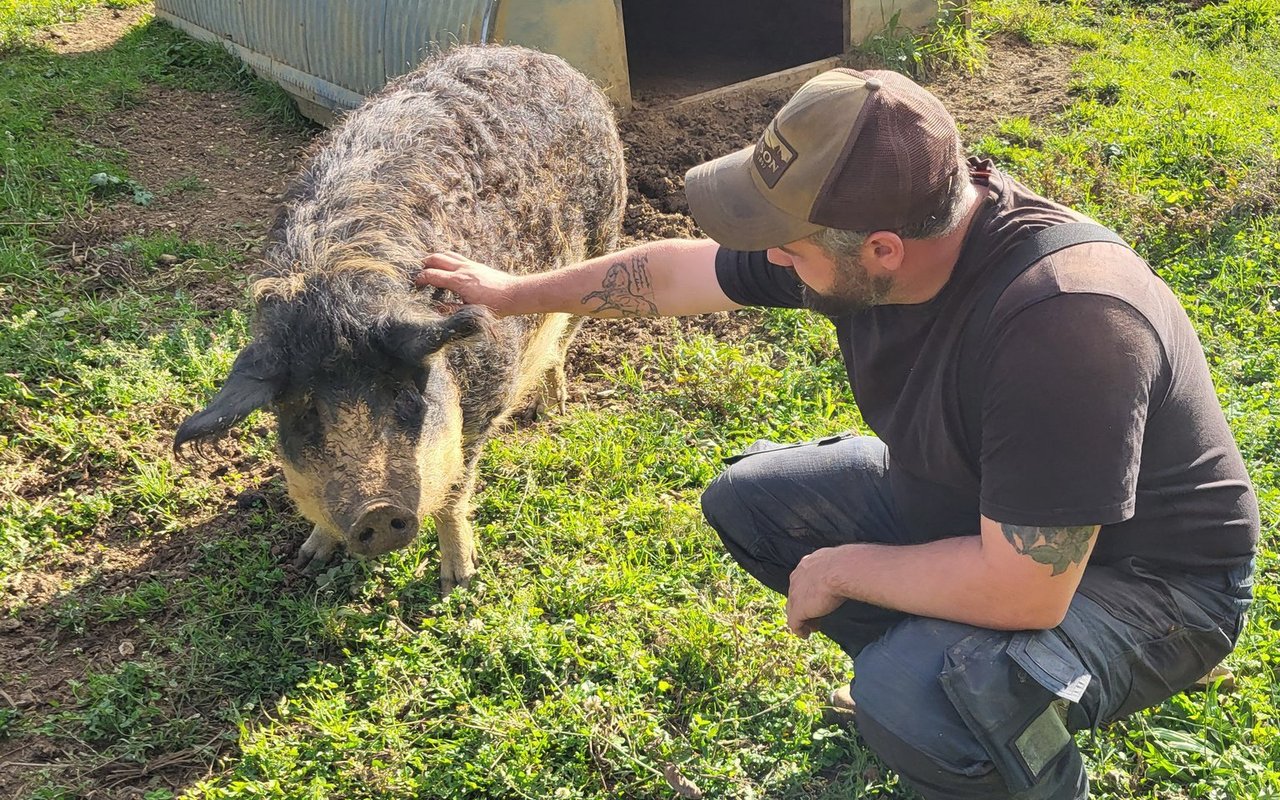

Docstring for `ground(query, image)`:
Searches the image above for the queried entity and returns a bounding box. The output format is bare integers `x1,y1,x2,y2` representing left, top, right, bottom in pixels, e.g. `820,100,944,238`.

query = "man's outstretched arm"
415,238,743,318
785,515,1101,634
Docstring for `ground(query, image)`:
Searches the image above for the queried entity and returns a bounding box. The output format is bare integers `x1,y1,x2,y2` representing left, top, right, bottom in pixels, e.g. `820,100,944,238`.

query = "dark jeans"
700,435,1253,800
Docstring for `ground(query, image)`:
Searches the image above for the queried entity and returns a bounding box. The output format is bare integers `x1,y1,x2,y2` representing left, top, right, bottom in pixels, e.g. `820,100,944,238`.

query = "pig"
174,45,626,592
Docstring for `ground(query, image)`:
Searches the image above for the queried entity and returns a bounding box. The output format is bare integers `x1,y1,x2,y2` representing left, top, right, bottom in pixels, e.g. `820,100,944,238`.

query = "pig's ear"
381,305,495,364
174,341,284,454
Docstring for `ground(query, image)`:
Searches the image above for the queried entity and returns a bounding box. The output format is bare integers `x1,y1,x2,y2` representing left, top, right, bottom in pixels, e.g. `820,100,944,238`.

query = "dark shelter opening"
621,0,846,100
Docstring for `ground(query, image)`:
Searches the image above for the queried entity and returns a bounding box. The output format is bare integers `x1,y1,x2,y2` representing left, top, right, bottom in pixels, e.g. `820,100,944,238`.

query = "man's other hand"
786,548,848,638
416,251,525,316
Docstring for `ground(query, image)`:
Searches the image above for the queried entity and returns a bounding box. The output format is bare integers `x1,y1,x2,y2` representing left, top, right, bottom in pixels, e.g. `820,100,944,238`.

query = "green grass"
0,0,149,52
1,0,1278,798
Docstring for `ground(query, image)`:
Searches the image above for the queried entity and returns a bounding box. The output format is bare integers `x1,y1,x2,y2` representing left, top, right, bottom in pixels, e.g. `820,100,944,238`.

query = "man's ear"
867,231,906,272
379,305,495,365
174,340,284,455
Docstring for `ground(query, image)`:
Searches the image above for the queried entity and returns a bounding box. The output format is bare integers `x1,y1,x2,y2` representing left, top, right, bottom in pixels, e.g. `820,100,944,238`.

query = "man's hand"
416,251,526,316
786,547,849,638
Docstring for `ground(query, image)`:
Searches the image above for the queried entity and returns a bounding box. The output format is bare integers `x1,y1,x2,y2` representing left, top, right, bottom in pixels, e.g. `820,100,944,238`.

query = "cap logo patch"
754,122,797,189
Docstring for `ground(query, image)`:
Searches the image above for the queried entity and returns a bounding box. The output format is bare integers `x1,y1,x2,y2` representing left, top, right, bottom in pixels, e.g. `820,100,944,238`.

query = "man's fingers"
420,251,467,271
413,251,518,315
416,252,475,288
785,601,807,637
787,618,813,639
414,267,458,289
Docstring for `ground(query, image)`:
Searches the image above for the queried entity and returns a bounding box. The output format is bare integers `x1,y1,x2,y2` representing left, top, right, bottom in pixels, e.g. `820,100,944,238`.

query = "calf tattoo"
1001,523,1095,576
581,255,659,316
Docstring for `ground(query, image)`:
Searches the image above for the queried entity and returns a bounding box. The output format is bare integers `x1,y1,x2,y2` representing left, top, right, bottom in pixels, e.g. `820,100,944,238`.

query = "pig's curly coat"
184,45,625,588
254,44,626,435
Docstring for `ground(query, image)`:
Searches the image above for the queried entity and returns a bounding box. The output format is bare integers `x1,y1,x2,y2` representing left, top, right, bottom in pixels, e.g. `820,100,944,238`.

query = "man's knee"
852,619,995,783
698,439,783,542
699,467,753,560
698,467,737,530
851,618,1087,800
698,459,778,591
700,435,886,533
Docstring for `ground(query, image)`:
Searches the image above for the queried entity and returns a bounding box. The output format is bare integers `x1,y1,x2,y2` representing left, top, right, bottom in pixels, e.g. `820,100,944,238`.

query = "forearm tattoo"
1000,524,1096,576
580,255,659,316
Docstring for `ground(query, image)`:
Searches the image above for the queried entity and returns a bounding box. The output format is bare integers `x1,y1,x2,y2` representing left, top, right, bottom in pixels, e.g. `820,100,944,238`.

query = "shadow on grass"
0,469,395,798
0,18,338,795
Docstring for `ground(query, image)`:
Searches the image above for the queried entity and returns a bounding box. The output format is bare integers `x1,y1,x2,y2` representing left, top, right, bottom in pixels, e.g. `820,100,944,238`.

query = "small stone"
0,617,22,632
1192,664,1236,693
117,640,135,657
157,253,179,266
236,490,268,510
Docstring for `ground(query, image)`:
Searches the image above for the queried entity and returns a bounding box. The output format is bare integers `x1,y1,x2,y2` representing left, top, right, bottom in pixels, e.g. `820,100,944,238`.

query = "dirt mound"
619,89,789,244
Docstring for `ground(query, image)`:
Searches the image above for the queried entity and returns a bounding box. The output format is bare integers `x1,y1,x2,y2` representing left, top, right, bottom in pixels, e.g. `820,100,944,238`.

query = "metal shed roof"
154,0,629,122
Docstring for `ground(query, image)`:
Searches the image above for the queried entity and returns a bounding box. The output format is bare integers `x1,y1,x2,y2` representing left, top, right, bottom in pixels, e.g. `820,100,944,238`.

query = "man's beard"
800,252,893,317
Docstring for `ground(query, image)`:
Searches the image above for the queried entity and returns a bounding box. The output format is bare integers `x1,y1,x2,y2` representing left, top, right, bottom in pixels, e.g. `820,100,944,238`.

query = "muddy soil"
0,6,1078,796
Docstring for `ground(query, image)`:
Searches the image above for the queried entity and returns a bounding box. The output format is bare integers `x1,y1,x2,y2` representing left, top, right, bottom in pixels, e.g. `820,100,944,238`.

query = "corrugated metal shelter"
153,1,944,123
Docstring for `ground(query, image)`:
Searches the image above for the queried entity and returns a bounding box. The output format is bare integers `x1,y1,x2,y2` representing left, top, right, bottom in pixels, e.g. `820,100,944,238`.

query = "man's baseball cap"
685,68,962,251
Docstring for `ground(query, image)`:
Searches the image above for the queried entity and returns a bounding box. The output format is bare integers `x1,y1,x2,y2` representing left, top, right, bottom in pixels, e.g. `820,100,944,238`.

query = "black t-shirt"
714,159,1259,573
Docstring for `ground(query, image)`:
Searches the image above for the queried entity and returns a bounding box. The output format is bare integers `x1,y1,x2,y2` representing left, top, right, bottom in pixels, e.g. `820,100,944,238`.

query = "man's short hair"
809,156,973,255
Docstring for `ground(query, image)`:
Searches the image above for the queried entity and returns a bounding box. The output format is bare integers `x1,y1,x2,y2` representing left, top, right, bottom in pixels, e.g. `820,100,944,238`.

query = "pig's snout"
348,501,419,557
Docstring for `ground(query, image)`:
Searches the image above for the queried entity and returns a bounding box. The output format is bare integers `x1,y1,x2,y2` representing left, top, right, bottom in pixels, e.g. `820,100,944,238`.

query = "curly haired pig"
175,45,626,592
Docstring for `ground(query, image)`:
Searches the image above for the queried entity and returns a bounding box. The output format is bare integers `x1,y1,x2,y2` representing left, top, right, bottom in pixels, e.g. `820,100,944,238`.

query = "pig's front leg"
547,315,582,415
295,524,343,572
433,505,478,594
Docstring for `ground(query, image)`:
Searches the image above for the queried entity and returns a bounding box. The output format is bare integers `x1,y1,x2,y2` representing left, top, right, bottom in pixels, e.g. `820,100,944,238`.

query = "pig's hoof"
440,559,478,594
513,398,547,426
294,529,340,573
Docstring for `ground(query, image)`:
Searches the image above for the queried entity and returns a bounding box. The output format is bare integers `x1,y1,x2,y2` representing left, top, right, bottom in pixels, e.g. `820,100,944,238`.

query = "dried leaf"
663,763,703,799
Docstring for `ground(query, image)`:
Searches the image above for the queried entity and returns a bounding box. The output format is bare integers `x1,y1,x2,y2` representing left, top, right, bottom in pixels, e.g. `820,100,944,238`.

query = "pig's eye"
394,388,425,427
286,403,324,447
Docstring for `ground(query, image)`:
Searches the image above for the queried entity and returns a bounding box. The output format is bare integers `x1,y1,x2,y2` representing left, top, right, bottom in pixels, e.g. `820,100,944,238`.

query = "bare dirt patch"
71,85,311,245
51,84,314,309
35,4,150,55
924,36,1078,141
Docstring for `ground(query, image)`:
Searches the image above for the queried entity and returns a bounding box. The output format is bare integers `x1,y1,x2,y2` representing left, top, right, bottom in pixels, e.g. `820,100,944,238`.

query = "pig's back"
267,45,626,283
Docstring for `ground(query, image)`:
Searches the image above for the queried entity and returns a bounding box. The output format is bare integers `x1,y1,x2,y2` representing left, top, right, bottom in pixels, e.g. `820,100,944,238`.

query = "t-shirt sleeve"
714,247,804,309
979,293,1167,527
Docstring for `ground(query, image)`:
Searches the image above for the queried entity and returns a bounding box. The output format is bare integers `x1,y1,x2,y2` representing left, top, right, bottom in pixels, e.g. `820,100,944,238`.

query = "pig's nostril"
360,527,375,543
390,518,406,531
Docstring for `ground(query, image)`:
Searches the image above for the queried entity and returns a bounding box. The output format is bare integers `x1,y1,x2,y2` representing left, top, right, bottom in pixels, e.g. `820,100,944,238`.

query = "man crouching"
415,68,1258,798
